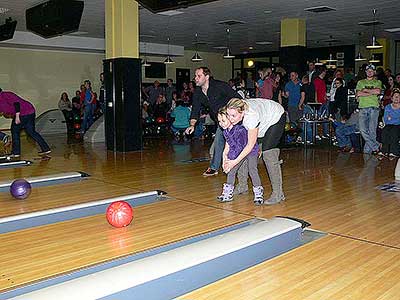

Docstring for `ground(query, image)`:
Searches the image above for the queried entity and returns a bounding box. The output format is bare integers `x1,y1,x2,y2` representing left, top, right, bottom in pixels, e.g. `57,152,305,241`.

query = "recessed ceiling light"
385,27,400,33
264,10,272,14
140,34,156,39
358,20,384,26
0,8,10,14
68,31,89,36
255,41,273,45
304,6,336,13
157,10,183,16
216,20,246,26
249,46,254,50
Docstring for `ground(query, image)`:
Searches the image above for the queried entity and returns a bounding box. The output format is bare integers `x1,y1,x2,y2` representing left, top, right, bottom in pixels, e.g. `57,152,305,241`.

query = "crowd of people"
58,74,105,135
2,61,399,204
138,63,400,205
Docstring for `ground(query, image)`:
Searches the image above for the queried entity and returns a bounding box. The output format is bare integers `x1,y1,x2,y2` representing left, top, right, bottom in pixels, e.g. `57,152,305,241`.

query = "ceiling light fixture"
369,54,380,63
366,9,383,49
223,28,235,59
164,37,175,64
314,58,323,66
326,53,337,62
191,33,203,62
355,52,366,62
355,33,366,62
142,42,151,67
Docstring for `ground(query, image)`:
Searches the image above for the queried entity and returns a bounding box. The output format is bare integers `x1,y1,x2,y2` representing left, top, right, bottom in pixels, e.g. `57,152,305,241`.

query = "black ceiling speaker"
138,0,219,13
26,0,84,38
0,18,17,41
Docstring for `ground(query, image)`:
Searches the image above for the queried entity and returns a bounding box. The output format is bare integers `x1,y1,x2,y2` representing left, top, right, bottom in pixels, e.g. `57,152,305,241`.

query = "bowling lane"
0,178,140,217
179,235,400,300
0,199,250,292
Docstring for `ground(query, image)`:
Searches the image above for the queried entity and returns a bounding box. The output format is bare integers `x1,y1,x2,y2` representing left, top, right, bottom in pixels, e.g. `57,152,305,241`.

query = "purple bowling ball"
10,179,32,200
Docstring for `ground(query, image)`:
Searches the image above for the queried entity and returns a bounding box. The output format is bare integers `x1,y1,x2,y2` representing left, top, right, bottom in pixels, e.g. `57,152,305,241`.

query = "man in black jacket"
186,67,241,176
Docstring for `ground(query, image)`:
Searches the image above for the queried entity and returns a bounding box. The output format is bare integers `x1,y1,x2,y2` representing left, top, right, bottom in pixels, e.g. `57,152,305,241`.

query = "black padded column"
103,58,142,152
279,45,306,74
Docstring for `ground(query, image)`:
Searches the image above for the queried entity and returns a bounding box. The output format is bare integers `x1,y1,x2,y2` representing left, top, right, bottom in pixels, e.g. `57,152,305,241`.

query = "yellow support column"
103,0,142,152
280,18,306,48
105,0,139,59
279,18,306,73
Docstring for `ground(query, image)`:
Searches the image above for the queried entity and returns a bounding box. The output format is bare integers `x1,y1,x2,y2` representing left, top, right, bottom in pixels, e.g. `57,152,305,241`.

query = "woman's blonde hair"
226,98,248,113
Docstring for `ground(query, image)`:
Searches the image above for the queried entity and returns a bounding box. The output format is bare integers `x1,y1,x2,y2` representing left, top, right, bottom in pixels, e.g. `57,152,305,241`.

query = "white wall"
0,46,232,129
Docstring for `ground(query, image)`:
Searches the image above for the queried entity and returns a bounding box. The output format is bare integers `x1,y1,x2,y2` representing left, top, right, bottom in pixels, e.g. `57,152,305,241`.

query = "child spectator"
380,89,400,157
217,107,264,204
329,110,360,153
170,100,191,137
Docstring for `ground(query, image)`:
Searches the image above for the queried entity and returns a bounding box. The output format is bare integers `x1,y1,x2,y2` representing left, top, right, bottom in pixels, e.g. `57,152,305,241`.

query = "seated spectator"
142,101,150,120
333,78,348,118
58,92,74,133
330,110,360,153
170,100,191,137
382,75,398,107
380,89,400,157
153,94,168,120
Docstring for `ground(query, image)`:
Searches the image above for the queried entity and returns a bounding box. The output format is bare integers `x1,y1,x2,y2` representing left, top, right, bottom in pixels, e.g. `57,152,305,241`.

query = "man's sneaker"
203,167,218,176
38,150,51,156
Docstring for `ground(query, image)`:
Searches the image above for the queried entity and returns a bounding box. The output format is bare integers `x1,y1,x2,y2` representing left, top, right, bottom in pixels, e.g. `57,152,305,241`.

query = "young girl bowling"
217,107,264,204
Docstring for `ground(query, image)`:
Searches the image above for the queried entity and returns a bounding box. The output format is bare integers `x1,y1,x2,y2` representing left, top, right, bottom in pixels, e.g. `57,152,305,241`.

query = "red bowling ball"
106,201,133,228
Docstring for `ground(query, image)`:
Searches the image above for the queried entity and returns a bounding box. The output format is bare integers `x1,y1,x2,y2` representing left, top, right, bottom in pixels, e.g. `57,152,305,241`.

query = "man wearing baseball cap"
356,64,383,154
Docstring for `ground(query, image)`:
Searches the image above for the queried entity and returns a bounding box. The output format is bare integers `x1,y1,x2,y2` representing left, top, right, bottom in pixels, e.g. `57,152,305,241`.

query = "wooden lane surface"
13,137,400,247
74,145,400,248
0,199,251,292
22,136,400,248
0,179,140,218
180,235,400,300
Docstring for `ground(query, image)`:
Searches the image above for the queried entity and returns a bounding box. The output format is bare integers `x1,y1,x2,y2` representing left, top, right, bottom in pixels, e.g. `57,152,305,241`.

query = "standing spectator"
300,75,314,143
356,64,382,154
58,92,74,133
314,66,329,137
380,89,400,157
144,80,163,108
284,71,302,123
0,88,51,157
307,61,316,82
165,78,176,109
271,73,284,105
99,72,105,114
186,66,241,176
82,80,95,133
257,67,274,100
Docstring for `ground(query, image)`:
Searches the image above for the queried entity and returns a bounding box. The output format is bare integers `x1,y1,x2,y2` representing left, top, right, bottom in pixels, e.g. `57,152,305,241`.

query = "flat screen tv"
145,62,166,78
